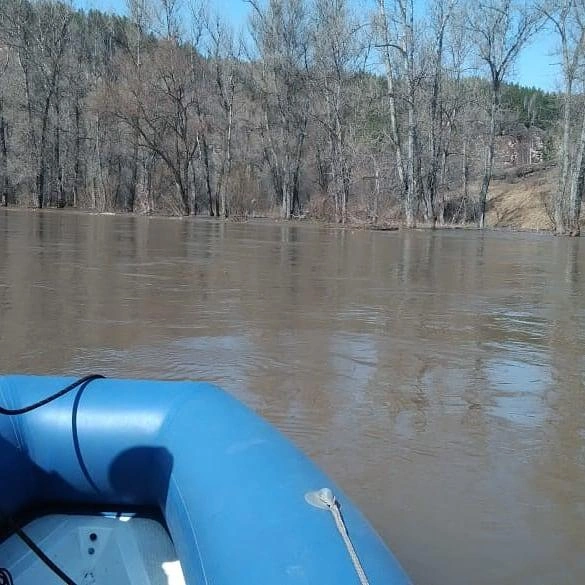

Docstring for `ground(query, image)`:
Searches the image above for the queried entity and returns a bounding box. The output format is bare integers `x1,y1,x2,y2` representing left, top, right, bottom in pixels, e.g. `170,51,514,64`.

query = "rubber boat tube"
0,375,411,584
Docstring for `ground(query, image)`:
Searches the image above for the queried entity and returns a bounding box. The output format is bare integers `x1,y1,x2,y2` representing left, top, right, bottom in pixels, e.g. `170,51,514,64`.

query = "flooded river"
0,209,584,584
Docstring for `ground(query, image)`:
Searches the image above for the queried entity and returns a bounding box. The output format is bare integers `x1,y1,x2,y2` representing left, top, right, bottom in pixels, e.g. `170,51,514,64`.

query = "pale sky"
517,30,559,91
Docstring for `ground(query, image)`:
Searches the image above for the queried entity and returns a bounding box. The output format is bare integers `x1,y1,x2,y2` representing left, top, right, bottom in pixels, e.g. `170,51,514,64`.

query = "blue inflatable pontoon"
0,375,411,584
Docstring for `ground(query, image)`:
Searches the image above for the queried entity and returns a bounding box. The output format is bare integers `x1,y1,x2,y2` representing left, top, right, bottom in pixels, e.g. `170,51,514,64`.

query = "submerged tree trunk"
176,180,191,216
200,133,214,216
0,97,8,207
567,106,585,236
281,164,292,219
377,1,407,210
293,116,307,217
556,83,572,234
478,84,499,229
127,125,141,213
220,101,233,218
55,93,65,208
426,10,447,228
462,136,469,220
72,100,81,208
405,30,419,230
437,117,453,225
37,96,51,209
406,99,417,228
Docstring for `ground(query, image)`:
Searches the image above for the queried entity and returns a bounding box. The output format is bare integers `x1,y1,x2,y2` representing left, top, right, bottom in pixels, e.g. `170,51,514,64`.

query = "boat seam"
170,474,209,585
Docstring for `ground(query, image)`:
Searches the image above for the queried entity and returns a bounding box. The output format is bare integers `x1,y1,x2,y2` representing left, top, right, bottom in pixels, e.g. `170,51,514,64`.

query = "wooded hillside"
0,0,581,234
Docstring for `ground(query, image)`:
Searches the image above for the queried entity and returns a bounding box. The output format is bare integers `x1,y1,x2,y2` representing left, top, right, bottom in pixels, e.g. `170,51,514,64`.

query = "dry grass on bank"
485,165,554,231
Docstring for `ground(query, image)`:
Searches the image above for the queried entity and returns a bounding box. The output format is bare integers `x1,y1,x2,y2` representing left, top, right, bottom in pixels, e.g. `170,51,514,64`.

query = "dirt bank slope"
485,165,554,231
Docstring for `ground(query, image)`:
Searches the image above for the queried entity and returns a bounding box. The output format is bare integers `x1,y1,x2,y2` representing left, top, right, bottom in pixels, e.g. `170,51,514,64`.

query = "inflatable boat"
0,375,411,584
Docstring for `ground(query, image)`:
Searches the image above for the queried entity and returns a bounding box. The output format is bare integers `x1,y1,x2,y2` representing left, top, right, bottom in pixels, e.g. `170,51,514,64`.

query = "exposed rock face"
495,127,546,167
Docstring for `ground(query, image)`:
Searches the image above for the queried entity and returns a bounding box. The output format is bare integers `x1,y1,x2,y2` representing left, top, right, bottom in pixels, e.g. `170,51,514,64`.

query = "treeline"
0,0,580,233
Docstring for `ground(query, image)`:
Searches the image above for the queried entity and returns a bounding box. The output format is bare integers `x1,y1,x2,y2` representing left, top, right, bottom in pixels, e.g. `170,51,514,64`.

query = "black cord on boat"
0,510,78,585
0,375,107,584
0,374,104,415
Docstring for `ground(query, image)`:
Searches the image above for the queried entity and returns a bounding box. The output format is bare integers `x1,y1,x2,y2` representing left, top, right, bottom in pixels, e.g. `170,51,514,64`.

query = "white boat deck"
0,513,186,585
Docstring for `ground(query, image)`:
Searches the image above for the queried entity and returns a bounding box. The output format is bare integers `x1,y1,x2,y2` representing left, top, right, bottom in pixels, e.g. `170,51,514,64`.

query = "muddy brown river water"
0,209,584,584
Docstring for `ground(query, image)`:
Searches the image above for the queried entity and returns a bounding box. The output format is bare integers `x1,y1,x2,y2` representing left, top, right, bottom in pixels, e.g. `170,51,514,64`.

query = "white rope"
305,488,370,585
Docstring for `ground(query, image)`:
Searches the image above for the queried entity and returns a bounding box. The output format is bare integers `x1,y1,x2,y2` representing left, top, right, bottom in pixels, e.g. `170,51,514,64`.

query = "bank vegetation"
0,0,584,235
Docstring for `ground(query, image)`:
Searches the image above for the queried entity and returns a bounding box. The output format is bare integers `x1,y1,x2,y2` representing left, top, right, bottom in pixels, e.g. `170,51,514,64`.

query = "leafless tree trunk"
425,0,457,226
0,101,7,207
205,11,238,218
10,2,72,208
478,83,499,228
312,0,363,223
376,0,423,228
568,100,585,235
462,135,469,217
541,0,585,235
71,98,81,208
468,0,542,228
375,0,408,215
54,86,65,208
126,0,151,213
248,0,311,219
199,128,215,216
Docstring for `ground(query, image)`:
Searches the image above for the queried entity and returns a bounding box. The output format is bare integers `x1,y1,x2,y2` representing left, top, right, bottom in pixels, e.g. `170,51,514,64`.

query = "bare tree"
204,11,239,218
124,0,152,212
435,9,474,223
111,41,199,215
467,0,542,228
311,0,365,223
375,0,424,228
0,48,10,207
247,0,311,219
186,2,240,218
4,0,72,208
542,0,585,235
0,0,561,229
422,0,459,226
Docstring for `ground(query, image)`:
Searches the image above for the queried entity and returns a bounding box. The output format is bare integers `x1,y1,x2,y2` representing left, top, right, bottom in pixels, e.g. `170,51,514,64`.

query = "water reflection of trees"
525,236,585,575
